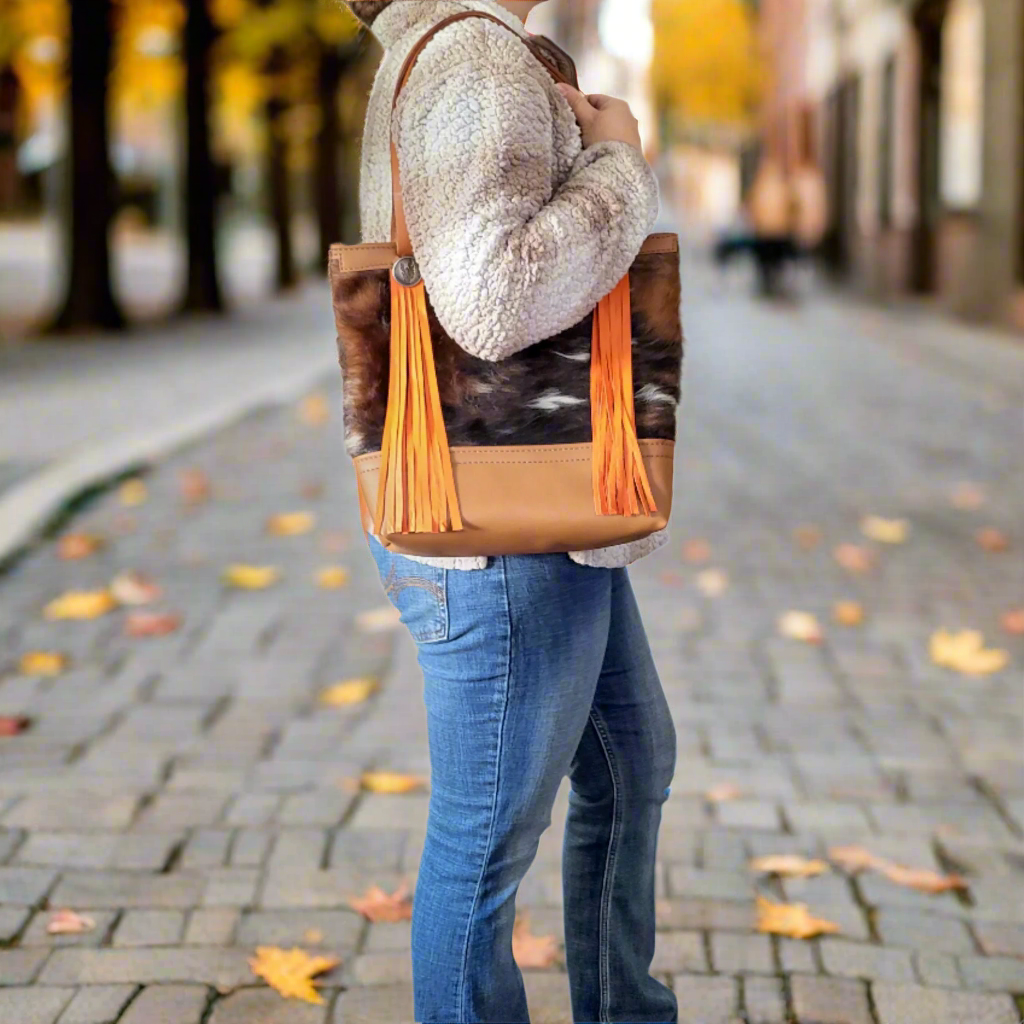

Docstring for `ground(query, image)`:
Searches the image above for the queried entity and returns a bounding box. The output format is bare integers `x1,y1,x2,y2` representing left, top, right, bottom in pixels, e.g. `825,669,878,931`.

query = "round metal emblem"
392,256,422,287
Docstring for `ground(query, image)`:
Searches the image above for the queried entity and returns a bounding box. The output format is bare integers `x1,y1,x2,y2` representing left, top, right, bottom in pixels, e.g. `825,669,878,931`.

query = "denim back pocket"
366,537,449,644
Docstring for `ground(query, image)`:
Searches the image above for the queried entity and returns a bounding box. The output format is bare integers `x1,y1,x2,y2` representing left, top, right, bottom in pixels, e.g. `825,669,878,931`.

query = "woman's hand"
555,84,643,151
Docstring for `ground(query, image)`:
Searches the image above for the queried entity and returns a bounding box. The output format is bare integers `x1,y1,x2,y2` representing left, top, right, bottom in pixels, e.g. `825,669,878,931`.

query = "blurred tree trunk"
53,0,124,332
315,41,342,265
265,45,297,291
182,0,223,312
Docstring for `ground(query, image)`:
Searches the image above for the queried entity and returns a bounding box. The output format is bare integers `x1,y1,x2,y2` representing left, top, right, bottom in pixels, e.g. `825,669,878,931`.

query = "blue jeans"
367,538,678,1024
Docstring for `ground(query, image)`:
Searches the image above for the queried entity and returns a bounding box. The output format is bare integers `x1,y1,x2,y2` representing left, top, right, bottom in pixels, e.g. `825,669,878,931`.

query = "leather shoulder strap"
389,10,567,257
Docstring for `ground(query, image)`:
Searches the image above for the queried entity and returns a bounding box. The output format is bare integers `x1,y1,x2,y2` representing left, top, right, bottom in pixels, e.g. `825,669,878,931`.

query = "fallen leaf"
750,855,829,878
779,611,823,644
1001,609,1024,635
179,469,212,505
757,897,840,939
223,565,281,590
705,783,743,803
660,570,684,586
834,543,875,574
109,571,162,606
321,531,350,554
349,882,412,923
18,651,68,677
124,612,183,637
119,479,148,507
696,569,729,597
0,717,30,736
301,481,325,501
46,909,96,935
950,482,986,510
249,946,339,1005
512,915,561,969
44,590,118,621
930,629,1009,677
793,525,823,550
829,845,885,874
833,601,865,627
304,929,324,945
267,512,317,537
976,528,1010,553
355,605,401,633
316,566,350,590
879,863,968,894
57,533,104,561
861,516,910,544
321,678,378,706
682,539,712,564
299,392,330,427
360,771,427,794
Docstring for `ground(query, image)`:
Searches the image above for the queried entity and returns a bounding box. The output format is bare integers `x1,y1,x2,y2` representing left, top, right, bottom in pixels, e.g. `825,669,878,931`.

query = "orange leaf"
793,525,823,550
829,845,883,874
109,571,162,606
301,480,325,501
1001,609,1024,635
976,528,1010,553
833,601,865,627
834,543,875,574
57,533,104,561
706,783,743,803
750,855,829,878
950,481,986,510
124,612,182,637
46,909,96,935
360,772,426,795
321,531,351,554
298,392,330,427
179,469,212,505
349,882,412,923
756,896,840,939
249,946,339,1005
878,863,968,894
0,717,31,737
512,915,561,969
682,538,712,564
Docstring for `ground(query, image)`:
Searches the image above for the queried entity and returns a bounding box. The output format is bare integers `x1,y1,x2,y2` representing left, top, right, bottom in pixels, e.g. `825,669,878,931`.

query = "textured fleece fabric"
355,0,668,570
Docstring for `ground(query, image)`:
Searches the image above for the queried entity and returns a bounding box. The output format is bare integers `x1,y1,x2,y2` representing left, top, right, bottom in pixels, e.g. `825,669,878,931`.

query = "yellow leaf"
44,590,118,621
829,845,883,874
860,515,910,544
696,569,729,597
57,533,104,561
756,896,840,940
119,479,148,507
930,630,1009,677
267,512,316,537
360,772,426,795
779,611,823,644
879,862,968,894
298,392,330,426
833,601,865,627
320,678,378,706
355,605,401,633
349,882,413,923
750,855,829,878
512,914,562,969
18,651,67,677
316,566,350,590
223,565,281,590
249,946,339,1005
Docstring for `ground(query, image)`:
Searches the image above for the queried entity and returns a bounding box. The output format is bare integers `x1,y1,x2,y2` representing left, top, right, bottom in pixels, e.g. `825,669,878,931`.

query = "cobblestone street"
0,268,1022,1023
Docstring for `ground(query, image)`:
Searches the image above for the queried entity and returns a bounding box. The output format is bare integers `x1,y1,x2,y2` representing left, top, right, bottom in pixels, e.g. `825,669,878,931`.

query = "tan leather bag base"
354,440,674,557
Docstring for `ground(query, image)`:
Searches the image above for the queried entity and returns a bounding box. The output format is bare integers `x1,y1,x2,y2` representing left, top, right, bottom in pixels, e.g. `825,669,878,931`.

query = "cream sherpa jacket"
353,0,668,570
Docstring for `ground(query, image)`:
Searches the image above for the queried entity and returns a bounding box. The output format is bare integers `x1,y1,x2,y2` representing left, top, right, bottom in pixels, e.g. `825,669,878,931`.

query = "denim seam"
588,707,623,1024
455,557,512,1022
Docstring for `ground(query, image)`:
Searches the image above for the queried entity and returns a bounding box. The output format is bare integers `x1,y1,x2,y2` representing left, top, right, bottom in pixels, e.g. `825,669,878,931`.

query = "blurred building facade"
761,0,1024,329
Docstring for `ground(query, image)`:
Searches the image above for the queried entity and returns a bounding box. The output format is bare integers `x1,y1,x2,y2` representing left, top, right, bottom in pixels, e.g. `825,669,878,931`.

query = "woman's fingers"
554,83,596,121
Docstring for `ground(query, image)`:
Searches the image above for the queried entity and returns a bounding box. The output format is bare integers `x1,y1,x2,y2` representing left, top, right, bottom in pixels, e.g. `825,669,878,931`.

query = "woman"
343,2,678,1021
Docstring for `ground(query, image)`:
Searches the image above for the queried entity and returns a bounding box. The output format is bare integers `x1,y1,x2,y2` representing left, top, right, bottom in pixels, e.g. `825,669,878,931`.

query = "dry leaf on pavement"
705,783,743,803
321,679,378,706
316,566,350,590
304,928,324,945
109,571,162,606
696,569,729,597
57,533,104,561
299,392,330,427
834,544,875,574
124,612,183,638
512,915,562,969
349,882,413,923
118,479,148,507
750,855,829,878
44,590,118,621
1001,609,1024,635
46,909,96,935
321,531,350,554
833,601,865,627
267,512,317,537
179,469,212,505
793,525,823,550
756,896,840,940
930,630,1009,676
360,772,427,795
18,652,67,677
249,946,339,1005
950,482,986,510
976,528,1011,553
223,565,281,590
829,845,967,893
828,846,881,874
860,516,910,544
0,717,31,737
779,611,823,644
682,539,712,564
355,605,401,633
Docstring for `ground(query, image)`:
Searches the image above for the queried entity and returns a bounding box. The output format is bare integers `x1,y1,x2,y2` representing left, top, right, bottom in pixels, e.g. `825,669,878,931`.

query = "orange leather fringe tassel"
374,273,463,536
591,275,657,517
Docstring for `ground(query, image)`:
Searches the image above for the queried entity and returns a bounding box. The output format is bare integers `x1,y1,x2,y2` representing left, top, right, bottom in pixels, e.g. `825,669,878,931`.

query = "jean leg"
411,555,613,1024
563,570,678,1023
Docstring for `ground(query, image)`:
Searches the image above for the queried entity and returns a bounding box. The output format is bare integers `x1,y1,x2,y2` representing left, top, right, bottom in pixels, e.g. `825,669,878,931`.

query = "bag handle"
389,11,569,257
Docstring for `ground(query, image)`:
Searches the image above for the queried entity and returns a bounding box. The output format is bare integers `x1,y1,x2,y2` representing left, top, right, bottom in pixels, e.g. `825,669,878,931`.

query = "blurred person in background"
341,2,677,1023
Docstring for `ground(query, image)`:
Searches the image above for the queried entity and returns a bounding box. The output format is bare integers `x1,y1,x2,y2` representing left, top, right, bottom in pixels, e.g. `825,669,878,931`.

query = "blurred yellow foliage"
651,0,767,133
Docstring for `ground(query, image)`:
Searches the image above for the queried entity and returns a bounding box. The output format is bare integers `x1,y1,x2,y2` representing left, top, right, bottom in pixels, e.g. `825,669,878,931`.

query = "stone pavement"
0,267,1022,1023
